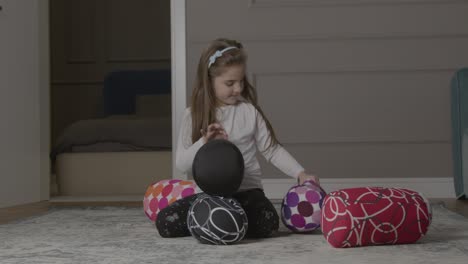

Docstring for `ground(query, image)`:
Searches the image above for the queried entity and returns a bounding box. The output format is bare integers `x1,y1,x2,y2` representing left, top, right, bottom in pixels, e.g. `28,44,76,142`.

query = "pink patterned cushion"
321,187,432,248
143,179,201,222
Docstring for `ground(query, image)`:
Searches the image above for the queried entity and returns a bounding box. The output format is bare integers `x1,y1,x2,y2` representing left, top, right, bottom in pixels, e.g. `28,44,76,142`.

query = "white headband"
208,46,238,68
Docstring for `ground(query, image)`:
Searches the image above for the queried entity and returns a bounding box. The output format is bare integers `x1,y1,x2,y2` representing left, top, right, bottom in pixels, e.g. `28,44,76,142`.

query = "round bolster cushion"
143,179,202,222
321,187,432,248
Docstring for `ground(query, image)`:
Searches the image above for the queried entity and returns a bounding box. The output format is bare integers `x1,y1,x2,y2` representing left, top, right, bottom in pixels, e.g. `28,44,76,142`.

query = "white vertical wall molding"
171,0,187,180
39,0,50,201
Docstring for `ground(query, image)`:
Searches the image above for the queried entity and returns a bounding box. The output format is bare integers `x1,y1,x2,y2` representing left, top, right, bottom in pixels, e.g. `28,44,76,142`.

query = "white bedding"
56,151,172,196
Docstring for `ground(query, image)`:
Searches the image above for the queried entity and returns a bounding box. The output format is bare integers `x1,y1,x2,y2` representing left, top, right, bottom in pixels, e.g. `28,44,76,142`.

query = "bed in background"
51,70,173,197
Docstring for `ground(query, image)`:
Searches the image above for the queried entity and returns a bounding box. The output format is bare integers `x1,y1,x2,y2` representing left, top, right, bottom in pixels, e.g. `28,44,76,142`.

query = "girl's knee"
155,208,191,238
154,195,200,238
246,206,279,238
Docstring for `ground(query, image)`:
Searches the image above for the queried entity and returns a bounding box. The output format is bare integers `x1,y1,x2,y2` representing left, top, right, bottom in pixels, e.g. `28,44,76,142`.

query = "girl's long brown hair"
190,38,280,149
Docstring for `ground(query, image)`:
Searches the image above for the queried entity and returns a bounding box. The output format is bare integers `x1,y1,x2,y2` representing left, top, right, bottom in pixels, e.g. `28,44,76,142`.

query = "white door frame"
39,0,51,201
171,0,187,180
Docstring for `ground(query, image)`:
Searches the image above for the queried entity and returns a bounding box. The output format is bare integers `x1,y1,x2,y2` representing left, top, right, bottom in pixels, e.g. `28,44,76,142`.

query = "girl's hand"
201,123,228,143
297,171,320,186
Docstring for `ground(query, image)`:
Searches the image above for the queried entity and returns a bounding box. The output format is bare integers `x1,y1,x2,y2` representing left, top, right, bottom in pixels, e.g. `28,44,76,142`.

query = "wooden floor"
1,199,467,225
432,198,468,218
0,200,140,225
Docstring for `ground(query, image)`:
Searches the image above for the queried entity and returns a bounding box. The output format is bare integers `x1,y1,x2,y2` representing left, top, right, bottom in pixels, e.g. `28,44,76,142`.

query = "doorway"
49,0,172,199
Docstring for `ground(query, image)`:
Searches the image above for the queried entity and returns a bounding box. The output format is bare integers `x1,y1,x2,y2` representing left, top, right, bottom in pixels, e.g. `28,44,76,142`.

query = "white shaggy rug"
0,203,467,264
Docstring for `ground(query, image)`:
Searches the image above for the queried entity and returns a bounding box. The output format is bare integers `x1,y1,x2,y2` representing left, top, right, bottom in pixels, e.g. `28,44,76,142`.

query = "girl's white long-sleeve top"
176,102,304,191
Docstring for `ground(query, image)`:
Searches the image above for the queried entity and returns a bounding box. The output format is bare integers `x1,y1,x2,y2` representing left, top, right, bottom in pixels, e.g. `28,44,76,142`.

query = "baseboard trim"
48,178,456,204
263,177,456,200
49,195,142,206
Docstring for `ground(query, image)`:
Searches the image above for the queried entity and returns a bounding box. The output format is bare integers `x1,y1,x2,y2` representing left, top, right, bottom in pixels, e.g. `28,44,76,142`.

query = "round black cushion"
187,194,248,245
192,139,244,196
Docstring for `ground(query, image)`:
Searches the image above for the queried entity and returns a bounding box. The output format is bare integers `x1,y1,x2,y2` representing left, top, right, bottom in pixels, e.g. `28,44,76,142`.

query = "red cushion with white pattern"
321,187,432,248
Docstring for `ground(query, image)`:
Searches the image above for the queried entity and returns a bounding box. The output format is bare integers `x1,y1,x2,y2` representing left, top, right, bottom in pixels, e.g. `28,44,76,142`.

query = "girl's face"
212,64,245,106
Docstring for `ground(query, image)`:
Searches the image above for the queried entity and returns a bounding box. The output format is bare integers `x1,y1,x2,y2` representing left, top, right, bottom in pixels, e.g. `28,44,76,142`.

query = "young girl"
156,38,319,239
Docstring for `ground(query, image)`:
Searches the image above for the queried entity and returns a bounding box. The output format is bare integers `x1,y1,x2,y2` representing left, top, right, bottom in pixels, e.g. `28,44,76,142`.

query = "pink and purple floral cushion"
281,180,327,233
143,179,201,222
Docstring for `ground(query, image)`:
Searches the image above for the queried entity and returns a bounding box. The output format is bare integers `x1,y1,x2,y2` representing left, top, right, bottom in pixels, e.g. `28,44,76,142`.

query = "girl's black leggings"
155,188,279,239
